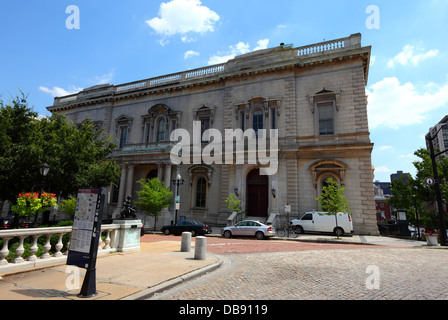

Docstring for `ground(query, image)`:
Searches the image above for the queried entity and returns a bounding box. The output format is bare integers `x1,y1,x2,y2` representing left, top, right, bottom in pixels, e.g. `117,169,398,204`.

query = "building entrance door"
246,169,268,217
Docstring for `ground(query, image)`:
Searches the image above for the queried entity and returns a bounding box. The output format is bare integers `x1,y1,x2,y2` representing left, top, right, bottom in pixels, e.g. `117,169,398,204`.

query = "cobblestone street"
152,244,448,300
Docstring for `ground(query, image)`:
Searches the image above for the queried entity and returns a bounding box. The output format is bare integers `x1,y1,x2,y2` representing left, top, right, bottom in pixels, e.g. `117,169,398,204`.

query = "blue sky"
1,0,447,183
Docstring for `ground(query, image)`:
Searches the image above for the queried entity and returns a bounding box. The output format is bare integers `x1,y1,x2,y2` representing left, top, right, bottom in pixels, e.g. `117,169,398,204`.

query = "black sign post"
67,188,104,298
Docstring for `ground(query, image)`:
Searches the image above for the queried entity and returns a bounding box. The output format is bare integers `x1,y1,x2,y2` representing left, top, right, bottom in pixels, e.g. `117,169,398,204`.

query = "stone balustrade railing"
0,224,120,273
295,34,360,57
53,34,362,107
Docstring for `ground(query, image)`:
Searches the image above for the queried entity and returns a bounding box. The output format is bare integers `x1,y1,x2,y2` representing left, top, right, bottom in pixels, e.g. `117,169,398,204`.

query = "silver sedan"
221,220,275,240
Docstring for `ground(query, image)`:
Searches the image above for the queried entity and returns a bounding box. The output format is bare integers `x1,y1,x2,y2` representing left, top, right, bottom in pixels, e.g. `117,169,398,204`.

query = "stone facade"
48,33,378,235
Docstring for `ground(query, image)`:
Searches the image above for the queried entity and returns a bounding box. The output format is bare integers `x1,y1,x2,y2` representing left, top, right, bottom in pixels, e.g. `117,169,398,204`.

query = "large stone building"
48,33,378,234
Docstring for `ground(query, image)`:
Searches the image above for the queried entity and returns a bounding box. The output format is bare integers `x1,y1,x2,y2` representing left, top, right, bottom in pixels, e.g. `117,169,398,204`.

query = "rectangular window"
119,127,127,148
253,110,263,137
200,117,210,142
195,178,207,208
318,104,334,135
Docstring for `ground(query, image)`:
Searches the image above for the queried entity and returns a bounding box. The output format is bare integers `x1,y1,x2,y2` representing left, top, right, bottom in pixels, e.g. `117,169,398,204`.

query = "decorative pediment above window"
310,160,347,188
148,104,170,119
234,97,281,120
187,164,214,186
307,87,341,113
115,115,133,132
194,104,215,124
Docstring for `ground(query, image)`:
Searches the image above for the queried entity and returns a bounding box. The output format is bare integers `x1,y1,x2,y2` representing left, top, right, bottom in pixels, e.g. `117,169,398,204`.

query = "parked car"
221,220,275,240
290,212,353,236
161,220,212,236
0,217,30,229
0,217,11,229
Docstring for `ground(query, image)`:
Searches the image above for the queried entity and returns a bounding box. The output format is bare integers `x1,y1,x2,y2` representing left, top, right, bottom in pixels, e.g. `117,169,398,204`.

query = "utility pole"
425,128,448,246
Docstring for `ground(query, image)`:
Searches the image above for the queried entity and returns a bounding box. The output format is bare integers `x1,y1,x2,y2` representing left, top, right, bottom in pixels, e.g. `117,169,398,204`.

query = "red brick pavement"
141,234,381,255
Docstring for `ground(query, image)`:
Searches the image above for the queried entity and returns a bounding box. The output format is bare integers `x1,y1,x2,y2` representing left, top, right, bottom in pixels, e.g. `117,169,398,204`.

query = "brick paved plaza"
150,236,448,300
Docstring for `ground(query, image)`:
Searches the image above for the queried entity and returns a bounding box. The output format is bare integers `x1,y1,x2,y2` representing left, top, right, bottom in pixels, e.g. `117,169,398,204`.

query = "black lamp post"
33,163,50,227
172,173,184,225
425,126,448,246
413,186,421,241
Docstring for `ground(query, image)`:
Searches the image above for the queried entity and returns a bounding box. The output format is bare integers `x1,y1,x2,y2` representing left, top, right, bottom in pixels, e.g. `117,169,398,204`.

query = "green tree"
0,92,121,203
135,178,173,231
386,149,448,232
225,194,242,214
0,92,41,202
59,197,77,219
315,178,351,238
37,114,121,199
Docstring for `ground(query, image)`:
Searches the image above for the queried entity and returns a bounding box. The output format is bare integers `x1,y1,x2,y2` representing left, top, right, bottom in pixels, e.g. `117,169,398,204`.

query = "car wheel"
255,231,265,240
334,227,344,237
223,230,232,239
164,229,170,235
295,226,304,234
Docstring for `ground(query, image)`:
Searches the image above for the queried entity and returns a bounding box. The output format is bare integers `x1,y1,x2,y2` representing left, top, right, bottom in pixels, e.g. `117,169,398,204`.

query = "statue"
120,195,137,220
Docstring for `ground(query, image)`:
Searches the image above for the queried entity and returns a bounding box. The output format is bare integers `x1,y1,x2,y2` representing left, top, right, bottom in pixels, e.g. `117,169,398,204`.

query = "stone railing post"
0,238,10,266
28,235,39,261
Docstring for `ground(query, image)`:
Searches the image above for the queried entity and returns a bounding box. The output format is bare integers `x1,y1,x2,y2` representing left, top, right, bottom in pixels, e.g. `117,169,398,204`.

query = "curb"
122,259,224,300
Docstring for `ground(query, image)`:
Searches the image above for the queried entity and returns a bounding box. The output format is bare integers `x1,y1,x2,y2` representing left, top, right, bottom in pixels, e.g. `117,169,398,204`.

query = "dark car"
0,217,30,229
161,220,212,236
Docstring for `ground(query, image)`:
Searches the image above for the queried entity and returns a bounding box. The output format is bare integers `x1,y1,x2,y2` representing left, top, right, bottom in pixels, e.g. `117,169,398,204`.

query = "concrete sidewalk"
0,233,436,300
0,239,221,300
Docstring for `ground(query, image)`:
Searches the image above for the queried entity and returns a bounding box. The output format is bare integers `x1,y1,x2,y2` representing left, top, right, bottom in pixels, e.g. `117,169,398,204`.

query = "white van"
290,212,353,236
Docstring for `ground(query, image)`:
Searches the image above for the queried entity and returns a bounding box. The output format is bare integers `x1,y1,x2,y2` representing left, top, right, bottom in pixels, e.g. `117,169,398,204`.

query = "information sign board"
67,188,103,269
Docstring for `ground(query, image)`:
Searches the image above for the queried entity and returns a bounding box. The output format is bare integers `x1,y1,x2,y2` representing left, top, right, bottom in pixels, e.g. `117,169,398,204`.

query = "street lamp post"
33,163,50,227
425,127,448,246
172,173,184,225
413,186,421,241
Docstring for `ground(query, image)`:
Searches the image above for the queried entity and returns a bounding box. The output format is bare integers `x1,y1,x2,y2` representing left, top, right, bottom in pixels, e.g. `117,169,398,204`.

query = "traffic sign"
425,177,435,186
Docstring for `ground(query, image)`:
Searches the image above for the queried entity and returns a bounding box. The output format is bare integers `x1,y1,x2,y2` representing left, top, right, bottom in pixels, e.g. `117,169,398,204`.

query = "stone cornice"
47,33,371,113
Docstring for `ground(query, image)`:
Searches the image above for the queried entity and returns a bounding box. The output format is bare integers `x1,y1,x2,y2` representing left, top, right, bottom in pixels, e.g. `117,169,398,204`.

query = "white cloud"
208,39,270,65
367,77,448,130
253,39,270,51
38,86,83,98
399,153,415,159
374,166,391,173
377,145,393,151
93,71,114,85
387,44,439,68
146,0,220,45
184,50,200,59
40,71,114,98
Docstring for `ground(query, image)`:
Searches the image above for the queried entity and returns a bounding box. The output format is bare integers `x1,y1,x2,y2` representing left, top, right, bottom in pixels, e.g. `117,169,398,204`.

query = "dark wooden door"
246,169,268,217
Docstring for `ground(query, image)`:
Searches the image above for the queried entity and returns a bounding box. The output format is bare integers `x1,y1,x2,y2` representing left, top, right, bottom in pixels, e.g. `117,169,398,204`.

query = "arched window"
157,117,166,142
195,177,207,208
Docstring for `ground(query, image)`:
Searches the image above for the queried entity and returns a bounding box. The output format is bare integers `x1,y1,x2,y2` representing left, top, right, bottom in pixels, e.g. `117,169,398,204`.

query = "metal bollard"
181,232,192,252
194,236,207,260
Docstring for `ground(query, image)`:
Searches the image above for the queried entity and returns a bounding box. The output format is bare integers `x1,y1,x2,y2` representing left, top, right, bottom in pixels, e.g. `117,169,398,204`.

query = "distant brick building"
48,33,378,234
